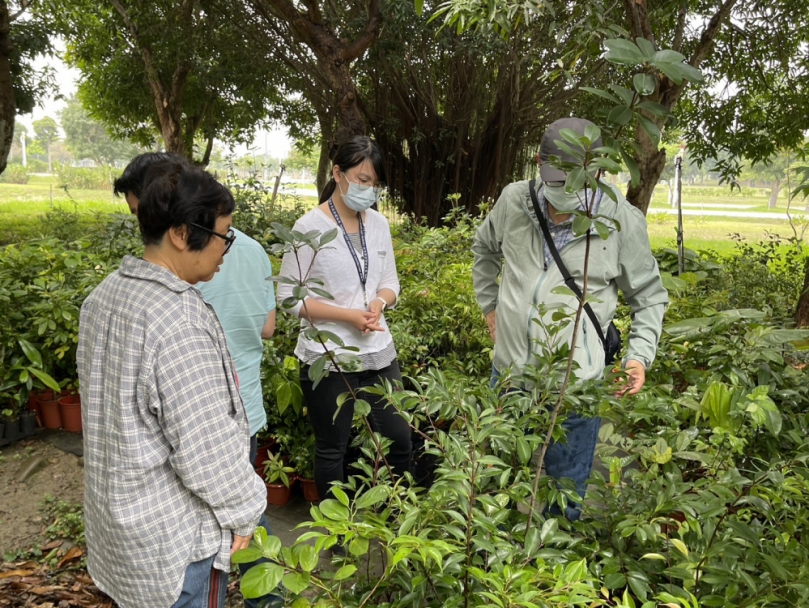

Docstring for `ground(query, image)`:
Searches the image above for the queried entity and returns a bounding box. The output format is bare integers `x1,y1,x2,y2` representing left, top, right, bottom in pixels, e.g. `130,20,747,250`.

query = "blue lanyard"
328,198,369,305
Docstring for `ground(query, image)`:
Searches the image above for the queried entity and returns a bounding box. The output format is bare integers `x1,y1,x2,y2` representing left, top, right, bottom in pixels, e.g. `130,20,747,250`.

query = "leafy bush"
54,163,112,191
0,164,30,184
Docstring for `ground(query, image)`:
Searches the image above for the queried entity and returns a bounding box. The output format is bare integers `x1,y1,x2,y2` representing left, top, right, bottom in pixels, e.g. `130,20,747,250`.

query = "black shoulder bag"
528,179,622,366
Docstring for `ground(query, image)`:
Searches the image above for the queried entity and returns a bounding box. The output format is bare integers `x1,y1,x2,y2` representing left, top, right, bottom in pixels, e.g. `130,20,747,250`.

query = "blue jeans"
240,435,284,608
171,554,227,608
490,367,600,521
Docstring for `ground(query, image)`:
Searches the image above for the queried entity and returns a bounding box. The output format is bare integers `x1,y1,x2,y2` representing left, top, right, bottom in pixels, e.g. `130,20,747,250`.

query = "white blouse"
278,207,400,369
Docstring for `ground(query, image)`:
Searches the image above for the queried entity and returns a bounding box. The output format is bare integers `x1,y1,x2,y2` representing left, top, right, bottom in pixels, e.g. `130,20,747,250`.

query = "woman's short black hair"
319,136,387,204
113,152,188,198
137,162,235,251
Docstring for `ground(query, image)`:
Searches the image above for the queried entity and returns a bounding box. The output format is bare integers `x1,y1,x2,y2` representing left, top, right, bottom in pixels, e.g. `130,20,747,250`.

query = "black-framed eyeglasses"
189,222,236,254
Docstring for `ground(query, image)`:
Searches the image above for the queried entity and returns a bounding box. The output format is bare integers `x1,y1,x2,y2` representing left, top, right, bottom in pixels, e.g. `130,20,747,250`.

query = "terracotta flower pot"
254,439,277,470
299,477,319,502
39,395,62,429
59,394,82,432
265,481,293,506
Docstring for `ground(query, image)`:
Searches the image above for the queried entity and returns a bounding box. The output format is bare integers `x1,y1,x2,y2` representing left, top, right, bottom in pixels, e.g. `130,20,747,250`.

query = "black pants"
300,360,412,500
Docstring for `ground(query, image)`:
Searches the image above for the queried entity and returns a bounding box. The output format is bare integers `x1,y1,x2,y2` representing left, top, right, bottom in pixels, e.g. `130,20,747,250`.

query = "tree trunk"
0,0,14,177
768,179,781,208
794,258,809,327
625,126,667,215
46,143,51,173
315,116,332,196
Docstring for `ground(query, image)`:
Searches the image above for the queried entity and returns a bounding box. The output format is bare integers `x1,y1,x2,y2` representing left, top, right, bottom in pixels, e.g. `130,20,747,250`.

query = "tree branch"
342,0,382,63
672,0,688,51
9,0,32,22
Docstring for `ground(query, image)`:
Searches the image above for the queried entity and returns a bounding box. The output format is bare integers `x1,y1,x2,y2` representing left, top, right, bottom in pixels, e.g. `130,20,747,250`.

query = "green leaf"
516,437,532,464
565,167,586,192
572,214,591,236
319,498,350,521
277,382,291,415
635,37,656,59
652,49,685,64
308,287,334,300
291,598,310,608
318,228,339,247
607,105,633,125
524,527,541,557
539,517,558,543
550,286,576,298
581,87,620,103
240,563,285,599
637,101,670,119
621,150,640,188
308,356,328,389
632,73,656,96
354,398,371,417
299,544,319,572
27,367,62,392
594,220,610,240
18,339,42,367
604,39,647,65
282,572,311,595
414,0,424,16
355,485,389,510
349,536,370,556
231,547,264,564
334,564,357,581
332,486,350,507
637,115,661,148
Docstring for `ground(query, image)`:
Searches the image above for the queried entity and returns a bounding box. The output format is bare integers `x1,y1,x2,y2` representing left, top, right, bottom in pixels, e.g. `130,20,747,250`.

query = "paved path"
648,208,795,220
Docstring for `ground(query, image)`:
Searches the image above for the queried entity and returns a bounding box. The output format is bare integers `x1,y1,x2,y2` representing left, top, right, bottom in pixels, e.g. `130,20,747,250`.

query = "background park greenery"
3,0,809,605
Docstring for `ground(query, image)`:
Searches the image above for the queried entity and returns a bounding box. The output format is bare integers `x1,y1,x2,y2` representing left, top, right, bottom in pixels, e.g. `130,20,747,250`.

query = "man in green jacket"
472,117,668,519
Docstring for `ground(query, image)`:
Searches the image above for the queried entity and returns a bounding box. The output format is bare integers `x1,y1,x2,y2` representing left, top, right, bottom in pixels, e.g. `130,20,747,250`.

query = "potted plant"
58,379,82,432
1,340,62,435
290,433,318,502
263,451,296,506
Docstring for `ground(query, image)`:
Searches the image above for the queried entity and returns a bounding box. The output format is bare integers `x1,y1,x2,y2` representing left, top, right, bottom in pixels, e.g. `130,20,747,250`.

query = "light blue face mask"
339,175,380,212
543,183,585,213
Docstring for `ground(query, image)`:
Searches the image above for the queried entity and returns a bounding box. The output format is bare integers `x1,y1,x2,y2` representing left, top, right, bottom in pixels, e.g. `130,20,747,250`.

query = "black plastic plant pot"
4,417,20,443
20,411,37,436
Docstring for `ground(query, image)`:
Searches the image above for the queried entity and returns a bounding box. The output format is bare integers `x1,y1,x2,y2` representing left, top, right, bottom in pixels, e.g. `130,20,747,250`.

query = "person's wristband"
372,296,387,311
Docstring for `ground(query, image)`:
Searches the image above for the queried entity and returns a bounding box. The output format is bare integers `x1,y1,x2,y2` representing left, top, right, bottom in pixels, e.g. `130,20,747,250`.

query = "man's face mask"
542,182,585,213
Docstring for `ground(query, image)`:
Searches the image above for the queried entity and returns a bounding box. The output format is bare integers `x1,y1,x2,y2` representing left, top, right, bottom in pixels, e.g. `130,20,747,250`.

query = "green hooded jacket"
472,180,668,380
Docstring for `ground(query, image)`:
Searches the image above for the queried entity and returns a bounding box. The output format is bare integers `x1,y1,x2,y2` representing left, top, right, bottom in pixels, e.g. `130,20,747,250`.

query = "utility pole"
271,165,286,206
675,148,685,275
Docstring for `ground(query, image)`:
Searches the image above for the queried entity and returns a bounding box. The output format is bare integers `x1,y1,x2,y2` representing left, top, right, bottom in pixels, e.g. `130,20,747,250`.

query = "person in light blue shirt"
198,228,276,437
197,227,279,608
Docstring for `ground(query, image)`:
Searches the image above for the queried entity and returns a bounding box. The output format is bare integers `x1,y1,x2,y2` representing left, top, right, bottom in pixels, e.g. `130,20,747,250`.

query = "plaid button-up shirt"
530,186,603,267
77,256,266,608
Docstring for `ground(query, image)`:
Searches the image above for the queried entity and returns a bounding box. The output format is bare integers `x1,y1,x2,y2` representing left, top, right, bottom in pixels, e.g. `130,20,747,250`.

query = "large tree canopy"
60,96,140,165
428,0,809,216
44,0,284,164
0,1,55,176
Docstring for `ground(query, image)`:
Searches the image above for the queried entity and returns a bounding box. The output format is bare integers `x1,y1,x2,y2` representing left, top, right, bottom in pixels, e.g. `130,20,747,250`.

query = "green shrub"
0,164,30,184
55,163,112,191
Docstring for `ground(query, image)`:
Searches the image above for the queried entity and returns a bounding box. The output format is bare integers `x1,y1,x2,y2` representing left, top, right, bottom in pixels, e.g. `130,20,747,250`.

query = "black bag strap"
528,179,608,349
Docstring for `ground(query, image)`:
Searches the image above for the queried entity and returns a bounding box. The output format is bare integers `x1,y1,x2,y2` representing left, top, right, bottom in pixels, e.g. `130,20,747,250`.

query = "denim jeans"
490,367,600,521
300,361,412,500
171,554,227,608
238,435,284,608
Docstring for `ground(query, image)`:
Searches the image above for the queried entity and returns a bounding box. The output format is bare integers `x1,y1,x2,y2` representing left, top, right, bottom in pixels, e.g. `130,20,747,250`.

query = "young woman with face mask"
277,136,411,510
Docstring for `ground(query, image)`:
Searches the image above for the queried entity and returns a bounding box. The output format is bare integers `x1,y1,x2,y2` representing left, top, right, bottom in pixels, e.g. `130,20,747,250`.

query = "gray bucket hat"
538,117,602,183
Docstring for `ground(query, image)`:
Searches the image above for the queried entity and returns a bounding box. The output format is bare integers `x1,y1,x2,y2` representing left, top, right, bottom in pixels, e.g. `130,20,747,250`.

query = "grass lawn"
1,180,805,254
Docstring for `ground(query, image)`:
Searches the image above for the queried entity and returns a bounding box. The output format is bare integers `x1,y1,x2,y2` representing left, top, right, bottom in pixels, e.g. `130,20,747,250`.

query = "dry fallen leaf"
0,570,34,579
56,547,83,569
41,540,63,551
